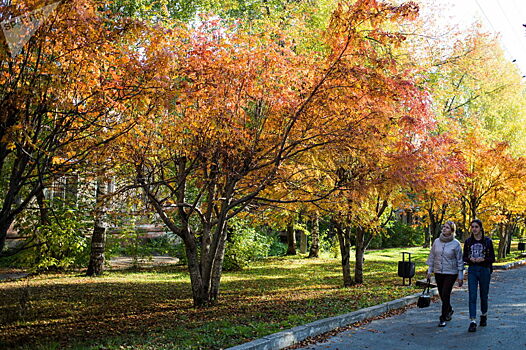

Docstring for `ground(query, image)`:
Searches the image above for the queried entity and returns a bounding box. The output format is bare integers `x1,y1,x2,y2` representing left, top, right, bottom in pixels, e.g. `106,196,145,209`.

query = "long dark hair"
470,219,486,248
470,219,484,237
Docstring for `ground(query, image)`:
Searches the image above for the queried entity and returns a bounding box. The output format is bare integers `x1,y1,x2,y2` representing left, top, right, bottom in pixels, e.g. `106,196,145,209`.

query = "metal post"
401,252,413,286
408,252,412,286
402,252,406,286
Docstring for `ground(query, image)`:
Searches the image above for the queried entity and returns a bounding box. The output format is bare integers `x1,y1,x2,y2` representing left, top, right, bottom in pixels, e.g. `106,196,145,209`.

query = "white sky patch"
419,0,526,76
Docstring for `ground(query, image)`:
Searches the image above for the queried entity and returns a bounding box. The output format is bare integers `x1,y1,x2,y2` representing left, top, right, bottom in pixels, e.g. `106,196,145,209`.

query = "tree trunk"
185,238,208,307
497,223,507,260
469,197,477,223
424,225,431,248
136,159,241,308
354,226,366,284
406,210,413,225
35,186,50,225
308,215,320,258
0,216,14,254
461,201,469,241
87,179,107,277
286,222,296,255
432,221,441,241
187,226,230,307
506,224,514,255
209,222,228,303
299,230,307,254
335,223,353,287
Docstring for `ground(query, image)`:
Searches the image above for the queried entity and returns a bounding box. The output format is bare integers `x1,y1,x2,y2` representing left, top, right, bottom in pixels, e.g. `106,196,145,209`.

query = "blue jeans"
468,265,491,319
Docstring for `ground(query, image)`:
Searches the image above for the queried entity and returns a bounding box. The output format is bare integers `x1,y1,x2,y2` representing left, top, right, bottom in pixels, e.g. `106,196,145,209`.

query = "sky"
421,0,526,75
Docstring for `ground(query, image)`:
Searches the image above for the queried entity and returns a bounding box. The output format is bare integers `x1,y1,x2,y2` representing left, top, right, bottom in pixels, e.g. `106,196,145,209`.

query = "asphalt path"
297,266,526,350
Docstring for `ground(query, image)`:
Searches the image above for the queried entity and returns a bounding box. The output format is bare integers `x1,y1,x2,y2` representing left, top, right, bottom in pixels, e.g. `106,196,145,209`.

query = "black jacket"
463,236,495,269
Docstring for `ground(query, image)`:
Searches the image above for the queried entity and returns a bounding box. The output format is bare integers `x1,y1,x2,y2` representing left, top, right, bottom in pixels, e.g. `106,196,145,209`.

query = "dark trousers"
434,273,457,321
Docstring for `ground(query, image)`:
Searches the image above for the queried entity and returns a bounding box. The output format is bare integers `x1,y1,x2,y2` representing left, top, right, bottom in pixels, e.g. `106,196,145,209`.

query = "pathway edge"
227,260,526,350
226,288,439,350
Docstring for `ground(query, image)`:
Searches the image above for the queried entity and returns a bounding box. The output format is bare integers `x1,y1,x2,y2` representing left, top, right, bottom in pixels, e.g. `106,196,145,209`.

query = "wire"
473,0,499,33
473,0,516,62
495,0,526,55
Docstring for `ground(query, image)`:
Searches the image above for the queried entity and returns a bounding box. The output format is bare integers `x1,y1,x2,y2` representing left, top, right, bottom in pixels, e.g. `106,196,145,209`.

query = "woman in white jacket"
426,220,464,327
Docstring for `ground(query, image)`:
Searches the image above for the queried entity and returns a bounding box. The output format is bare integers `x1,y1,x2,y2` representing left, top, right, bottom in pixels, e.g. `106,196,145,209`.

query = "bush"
172,238,188,265
223,220,273,271
369,221,425,249
163,220,274,270
268,233,288,256
105,218,182,268
3,202,91,271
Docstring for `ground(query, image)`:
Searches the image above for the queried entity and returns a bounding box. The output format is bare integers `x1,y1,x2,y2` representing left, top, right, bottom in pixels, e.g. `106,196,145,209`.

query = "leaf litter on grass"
0,248,430,349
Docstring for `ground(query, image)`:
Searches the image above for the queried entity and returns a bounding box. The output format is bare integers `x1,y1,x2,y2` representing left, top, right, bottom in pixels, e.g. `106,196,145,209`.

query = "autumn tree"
114,0,429,305
0,0,171,260
115,20,312,306
328,134,434,286
404,11,526,241
491,153,526,259
407,130,466,245
288,0,432,286
451,132,524,239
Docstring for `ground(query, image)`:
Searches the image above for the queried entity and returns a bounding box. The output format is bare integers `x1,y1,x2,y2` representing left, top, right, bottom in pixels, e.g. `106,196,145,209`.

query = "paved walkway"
298,266,526,350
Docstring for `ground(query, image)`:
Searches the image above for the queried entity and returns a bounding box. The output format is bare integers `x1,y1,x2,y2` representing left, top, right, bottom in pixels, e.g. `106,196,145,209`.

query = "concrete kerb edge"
493,259,526,270
226,287,439,350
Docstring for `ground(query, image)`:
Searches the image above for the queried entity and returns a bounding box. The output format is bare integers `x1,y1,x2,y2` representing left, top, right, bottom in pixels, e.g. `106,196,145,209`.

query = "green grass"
0,245,508,350
491,240,526,264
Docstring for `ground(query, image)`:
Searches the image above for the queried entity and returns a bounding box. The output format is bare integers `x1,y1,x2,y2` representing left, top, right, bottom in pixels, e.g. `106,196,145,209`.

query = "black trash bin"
397,252,415,286
518,242,525,252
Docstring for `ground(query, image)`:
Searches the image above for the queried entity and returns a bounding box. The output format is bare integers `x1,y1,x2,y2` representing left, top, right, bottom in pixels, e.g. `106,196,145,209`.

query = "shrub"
105,218,182,268
223,220,273,271
165,219,274,270
3,202,91,271
268,233,288,256
369,220,425,249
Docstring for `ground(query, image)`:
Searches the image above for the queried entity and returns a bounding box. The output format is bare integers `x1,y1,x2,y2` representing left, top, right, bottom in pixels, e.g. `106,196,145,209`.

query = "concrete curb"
227,262,524,350
0,272,29,282
493,258,526,270
226,287,439,350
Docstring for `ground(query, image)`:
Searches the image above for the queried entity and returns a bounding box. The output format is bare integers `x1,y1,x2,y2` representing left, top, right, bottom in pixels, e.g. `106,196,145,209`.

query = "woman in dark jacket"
463,219,495,333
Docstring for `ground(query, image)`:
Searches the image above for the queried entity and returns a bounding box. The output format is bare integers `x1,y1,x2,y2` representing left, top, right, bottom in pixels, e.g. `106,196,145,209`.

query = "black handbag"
417,279,432,308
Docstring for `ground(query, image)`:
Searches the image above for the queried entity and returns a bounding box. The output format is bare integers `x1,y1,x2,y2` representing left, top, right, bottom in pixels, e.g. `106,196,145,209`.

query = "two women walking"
426,219,495,332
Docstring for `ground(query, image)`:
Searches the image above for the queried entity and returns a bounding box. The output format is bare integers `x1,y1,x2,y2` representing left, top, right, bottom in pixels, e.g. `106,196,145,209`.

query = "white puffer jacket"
426,238,464,280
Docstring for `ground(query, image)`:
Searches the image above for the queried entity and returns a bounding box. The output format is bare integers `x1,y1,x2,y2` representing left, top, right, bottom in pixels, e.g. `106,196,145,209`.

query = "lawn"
492,241,526,264
0,245,521,350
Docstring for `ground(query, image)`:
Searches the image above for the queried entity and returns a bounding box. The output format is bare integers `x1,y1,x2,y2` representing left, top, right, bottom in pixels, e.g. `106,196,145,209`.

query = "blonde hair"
445,220,456,233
